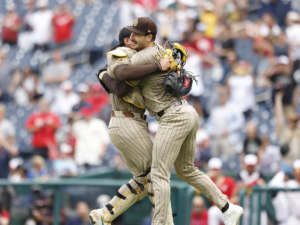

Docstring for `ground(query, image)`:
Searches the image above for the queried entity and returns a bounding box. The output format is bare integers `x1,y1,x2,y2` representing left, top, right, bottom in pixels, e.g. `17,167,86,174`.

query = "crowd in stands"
1,0,300,224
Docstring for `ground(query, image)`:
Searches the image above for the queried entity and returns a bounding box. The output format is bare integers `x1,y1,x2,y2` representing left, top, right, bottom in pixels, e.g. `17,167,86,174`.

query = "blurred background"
0,0,300,224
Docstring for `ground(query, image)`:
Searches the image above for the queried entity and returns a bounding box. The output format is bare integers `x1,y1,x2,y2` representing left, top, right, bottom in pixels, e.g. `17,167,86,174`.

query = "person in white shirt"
51,81,79,115
206,87,244,158
226,61,255,119
73,107,110,171
43,50,72,101
270,160,300,225
27,0,53,51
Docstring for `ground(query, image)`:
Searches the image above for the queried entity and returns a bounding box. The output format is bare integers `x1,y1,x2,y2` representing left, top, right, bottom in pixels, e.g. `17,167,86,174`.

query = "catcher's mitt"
96,65,110,94
164,69,196,96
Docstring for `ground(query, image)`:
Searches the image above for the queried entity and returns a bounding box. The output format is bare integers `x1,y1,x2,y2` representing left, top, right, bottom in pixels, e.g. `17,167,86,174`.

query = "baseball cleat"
222,203,244,225
89,209,110,225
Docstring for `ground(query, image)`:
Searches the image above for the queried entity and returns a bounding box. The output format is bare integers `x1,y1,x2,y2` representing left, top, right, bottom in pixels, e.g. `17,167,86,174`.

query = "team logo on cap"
133,19,138,26
148,30,151,33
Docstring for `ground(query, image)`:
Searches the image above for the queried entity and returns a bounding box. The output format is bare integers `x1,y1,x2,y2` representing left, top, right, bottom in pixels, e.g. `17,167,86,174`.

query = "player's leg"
151,104,194,225
173,110,228,209
173,107,244,225
90,116,152,224
90,116,174,225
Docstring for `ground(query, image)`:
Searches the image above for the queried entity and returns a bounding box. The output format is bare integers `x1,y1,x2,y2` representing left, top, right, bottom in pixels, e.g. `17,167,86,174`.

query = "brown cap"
126,17,157,35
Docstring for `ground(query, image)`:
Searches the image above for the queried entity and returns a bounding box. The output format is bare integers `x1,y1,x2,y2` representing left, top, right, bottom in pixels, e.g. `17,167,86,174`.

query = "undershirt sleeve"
114,63,161,81
102,73,133,98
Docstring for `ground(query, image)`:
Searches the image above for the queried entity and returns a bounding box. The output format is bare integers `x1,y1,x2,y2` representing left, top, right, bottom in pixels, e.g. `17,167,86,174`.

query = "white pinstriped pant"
151,101,228,225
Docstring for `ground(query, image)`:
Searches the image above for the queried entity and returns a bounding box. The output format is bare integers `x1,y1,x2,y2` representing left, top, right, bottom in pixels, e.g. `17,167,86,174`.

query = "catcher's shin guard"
98,177,148,224
148,177,174,225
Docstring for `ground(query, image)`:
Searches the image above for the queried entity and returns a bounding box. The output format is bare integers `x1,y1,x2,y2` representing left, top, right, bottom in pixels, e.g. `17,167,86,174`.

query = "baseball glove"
164,69,196,96
96,65,110,94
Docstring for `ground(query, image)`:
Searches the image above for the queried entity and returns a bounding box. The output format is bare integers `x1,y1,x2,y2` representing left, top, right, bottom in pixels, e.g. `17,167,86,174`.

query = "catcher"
89,27,174,225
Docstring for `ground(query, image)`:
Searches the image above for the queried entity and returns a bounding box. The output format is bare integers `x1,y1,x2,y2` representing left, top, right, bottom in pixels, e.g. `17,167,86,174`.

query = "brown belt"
111,111,147,121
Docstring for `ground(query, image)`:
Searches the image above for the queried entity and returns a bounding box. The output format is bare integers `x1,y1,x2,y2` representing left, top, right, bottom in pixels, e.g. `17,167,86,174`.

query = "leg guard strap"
105,203,114,215
138,167,151,178
134,179,145,191
116,192,126,200
126,183,138,195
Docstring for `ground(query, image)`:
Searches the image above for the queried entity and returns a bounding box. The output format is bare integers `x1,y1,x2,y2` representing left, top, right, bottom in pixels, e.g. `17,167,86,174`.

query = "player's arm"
101,73,133,98
114,57,171,81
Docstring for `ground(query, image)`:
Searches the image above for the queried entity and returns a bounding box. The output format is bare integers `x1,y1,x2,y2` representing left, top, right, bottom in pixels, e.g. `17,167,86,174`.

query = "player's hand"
99,71,106,80
160,57,171,71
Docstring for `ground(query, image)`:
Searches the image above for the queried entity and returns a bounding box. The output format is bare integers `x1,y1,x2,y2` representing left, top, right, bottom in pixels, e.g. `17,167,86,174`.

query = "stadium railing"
239,186,300,225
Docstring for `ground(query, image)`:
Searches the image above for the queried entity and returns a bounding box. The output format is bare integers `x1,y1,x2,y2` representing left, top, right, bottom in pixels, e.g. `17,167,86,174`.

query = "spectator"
194,129,211,168
237,155,266,189
271,160,300,225
1,3,20,46
226,61,255,119
206,158,238,225
217,24,235,60
73,107,110,171
0,135,18,179
239,122,263,168
275,91,300,166
259,13,281,39
0,50,14,102
0,104,16,149
190,195,208,225
207,88,244,158
9,158,27,182
0,204,9,225
266,55,297,114
285,11,300,72
86,84,109,115
72,83,91,112
51,81,80,116
220,51,238,85
184,44,204,117
199,2,218,39
27,0,53,51
52,143,77,177
66,202,90,225
26,155,50,181
52,4,75,46
13,66,44,106
25,98,61,160
237,154,267,225
43,50,72,101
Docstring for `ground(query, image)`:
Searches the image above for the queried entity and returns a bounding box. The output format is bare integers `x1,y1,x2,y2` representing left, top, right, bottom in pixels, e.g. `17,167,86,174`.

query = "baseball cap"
60,143,72,154
293,159,300,170
6,3,16,11
287,11,299,22
37,0,48,8
111,27,132,50
244,154,258,167
277,55,290,65
126,17,157,35
208,158,222,170
77,83,89,93
61,80,73,90
80,107,93,117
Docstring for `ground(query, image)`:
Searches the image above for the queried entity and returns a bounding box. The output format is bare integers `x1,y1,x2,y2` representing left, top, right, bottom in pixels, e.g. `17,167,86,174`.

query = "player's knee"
174,165,199,181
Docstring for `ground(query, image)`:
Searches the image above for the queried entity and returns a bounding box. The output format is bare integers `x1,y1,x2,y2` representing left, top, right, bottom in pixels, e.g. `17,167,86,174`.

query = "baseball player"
89,28,174,225
99,18,244,225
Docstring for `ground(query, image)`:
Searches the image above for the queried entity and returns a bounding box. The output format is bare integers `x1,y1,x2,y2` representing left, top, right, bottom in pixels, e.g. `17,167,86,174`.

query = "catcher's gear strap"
148,192,154,197
126,183,138,195
105,203,114,215
173,213,177,217
116,192,126,200
106,49,128,58
138,167,151,178
102,179,148,224
134,179,145,191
